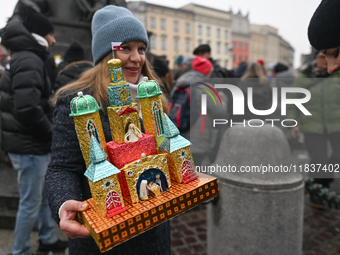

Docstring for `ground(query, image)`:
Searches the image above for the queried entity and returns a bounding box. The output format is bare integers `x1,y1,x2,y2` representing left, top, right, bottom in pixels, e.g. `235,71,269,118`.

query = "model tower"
84,136,126,218
136,77,165,147
106,59,141,144
159,114,198,183
70,92,108,167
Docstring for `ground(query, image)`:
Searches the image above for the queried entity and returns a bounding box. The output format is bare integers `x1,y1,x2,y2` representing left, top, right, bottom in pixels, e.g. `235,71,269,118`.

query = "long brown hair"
52,53,169,113
240,62,268,85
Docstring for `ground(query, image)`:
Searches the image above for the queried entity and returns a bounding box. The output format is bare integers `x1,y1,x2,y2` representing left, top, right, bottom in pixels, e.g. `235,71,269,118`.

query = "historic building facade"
128,1,194,68
250,24,294,68
231,11,250,68
180,3,232,69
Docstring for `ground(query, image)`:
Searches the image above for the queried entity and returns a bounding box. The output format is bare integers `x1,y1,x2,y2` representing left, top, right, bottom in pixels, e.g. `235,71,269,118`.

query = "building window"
161,19,166,30
174,21,179,32
198,25,202,35
217,42,221,54
233,41,236,49
240,42,243,50
224,43,229,54
225,30,228,39
150,17,156,29
217,29,220,38
239,55,242,62
233,54,236,62
224,60,228,68
245,55,248,62
161,35,167,50
150,36,156,50
206,27,210,36
198,39,202,45
206,40,210,45
245,43,248,50
186,38,190,52
174,37,179,51
186,23,190,34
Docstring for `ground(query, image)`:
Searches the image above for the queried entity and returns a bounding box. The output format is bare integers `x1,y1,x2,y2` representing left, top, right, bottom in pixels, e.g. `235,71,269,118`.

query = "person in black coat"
54,42,93,91
0,7,67,255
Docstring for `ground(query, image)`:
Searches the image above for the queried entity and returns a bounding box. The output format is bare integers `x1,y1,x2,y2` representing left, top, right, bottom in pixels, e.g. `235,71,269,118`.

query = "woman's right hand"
291,126,299,139
59,200,91,239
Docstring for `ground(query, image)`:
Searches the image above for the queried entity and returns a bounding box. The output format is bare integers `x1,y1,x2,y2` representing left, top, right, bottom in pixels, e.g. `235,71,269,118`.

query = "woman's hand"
59,200,91,239
291,126,299,139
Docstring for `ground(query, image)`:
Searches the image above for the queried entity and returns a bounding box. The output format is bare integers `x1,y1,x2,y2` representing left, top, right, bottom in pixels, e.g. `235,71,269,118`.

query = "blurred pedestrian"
173,54,184,82
153,57,173,98
54,42,93,91
235,61,248,78
0,6,68,255
234,62,271,122
288,51,340,207
308,0,340,74
193,44,234,78
270,63,296,141
171,56,227,165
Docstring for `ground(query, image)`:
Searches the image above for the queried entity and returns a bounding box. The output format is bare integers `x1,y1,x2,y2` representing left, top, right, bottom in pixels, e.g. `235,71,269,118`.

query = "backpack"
168,85,198,132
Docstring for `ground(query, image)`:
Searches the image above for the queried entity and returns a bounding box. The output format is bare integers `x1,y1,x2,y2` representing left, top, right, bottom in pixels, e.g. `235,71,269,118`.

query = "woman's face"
116,41,146,84
321,47,340,74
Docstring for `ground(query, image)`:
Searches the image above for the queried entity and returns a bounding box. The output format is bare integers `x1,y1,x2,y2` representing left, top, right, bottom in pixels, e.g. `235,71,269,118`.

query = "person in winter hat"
308,0,340,74
171,56,227,166
193,44,233,78
0,6,68,255
192,56,213,77
46,5,170,255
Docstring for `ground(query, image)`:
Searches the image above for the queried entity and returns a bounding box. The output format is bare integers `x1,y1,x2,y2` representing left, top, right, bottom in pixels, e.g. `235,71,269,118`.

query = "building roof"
136,76,162,99
159,114,191,153
69,91,101,117
163,114,180,138
84,136,120,182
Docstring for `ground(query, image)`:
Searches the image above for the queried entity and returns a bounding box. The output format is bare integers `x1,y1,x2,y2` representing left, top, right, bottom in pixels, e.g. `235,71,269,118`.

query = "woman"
234,62,271,122
46,5,170,255
308,0,340,74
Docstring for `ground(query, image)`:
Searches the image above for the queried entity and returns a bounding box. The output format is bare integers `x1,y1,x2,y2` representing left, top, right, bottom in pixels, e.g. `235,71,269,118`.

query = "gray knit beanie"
91,5,149,65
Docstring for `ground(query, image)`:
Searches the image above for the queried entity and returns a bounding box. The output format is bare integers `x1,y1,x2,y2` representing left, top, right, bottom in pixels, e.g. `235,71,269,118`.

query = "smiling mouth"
126,67,139,71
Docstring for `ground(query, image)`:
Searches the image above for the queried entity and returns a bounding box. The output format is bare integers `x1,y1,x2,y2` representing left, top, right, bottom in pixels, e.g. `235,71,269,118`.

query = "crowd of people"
0,0,340,253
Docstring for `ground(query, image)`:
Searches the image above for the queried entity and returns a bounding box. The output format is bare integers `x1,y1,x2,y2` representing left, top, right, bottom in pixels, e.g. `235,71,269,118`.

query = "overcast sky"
0,0,322,68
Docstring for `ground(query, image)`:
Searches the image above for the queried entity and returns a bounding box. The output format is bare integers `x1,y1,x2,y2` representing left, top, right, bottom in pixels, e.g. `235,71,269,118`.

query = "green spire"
163,114,180,138
136,76,162,99
89,135,107,163
84,136,121,182
69,91,101,117
159,114,191,153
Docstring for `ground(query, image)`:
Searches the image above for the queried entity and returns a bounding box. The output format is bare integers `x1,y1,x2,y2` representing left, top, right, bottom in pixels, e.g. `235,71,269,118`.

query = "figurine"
124,123,142,143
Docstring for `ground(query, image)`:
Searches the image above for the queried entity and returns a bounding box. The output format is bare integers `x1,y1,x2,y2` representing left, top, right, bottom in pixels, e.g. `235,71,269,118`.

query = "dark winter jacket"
54,60,93,91
46,93,170,255
233,78,272,122
210,58,234,78
0,21,52,154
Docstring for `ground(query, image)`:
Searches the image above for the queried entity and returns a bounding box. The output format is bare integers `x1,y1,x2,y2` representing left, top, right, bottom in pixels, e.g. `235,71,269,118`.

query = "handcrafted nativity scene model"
70,44,218,253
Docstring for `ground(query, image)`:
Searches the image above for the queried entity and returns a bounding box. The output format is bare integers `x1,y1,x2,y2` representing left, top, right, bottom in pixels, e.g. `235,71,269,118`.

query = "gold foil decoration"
107,103,141,144
88,175,124,218
73,112,108,168
159,147,195,184
122,153,171,203
139,96,165,147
